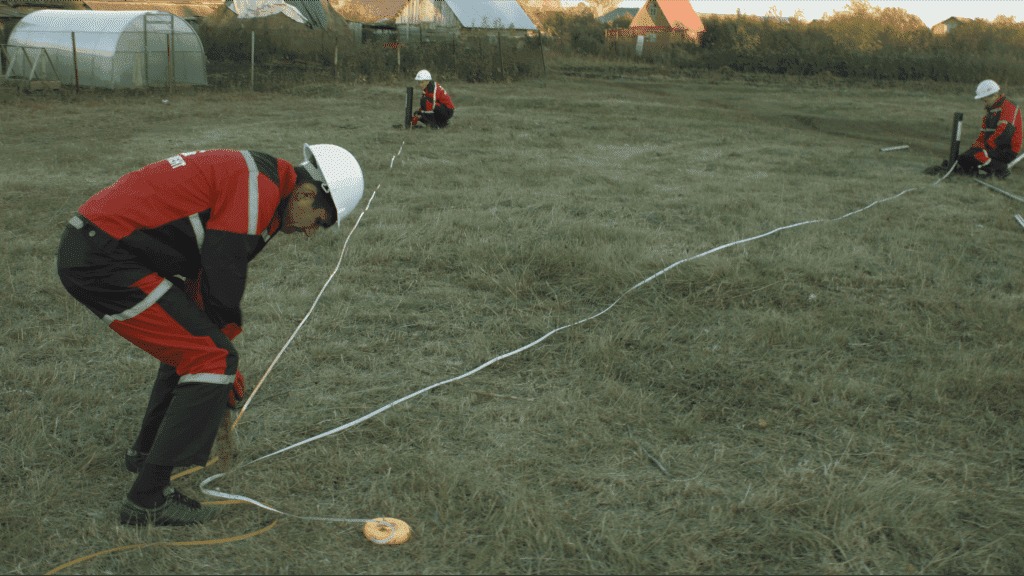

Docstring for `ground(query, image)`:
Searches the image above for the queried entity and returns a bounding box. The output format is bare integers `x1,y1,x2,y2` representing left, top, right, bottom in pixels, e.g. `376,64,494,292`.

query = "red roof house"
629,0,704,41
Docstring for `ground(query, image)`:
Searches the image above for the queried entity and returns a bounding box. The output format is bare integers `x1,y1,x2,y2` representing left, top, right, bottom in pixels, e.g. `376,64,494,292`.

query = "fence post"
250,30,255,91
143,17,149,84
497,28,504,80
537,30,546,82
71,32,80,91
169,16,175,94
166,35,172,92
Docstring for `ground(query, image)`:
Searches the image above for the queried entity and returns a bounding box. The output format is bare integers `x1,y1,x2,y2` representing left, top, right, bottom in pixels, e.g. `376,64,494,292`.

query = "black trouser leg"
132,362,179,455
956,150,981,174
146,381,229,469
127,381,227,507
433,105,453,128
128,462,174,507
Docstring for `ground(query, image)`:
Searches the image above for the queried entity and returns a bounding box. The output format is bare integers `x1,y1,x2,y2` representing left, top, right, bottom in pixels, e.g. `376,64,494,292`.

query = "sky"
565,1,1024,28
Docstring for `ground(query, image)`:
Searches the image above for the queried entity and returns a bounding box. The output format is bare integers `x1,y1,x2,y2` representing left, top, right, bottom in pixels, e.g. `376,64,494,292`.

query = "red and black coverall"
412,81,455,128
958,95,1023,175
57,149,296,470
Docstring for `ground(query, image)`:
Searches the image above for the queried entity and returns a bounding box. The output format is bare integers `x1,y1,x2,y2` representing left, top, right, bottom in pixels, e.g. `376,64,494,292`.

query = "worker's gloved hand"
227,372,245,409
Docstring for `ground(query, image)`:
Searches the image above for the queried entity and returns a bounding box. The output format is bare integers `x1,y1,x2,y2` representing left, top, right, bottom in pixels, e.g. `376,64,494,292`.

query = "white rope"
974,177,1024,204
231,141,406,429
202,179,930,513
205,130,970,520
201,471,372,524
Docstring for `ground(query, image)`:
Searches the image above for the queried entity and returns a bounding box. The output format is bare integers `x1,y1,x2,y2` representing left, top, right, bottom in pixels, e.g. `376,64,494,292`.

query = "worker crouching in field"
56,145,363,526
411,69,455,129
958,80,1021,179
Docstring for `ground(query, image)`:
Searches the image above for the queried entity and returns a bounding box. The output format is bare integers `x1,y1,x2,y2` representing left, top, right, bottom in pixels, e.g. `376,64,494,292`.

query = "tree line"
193,0,1023,87
540,1,1024,85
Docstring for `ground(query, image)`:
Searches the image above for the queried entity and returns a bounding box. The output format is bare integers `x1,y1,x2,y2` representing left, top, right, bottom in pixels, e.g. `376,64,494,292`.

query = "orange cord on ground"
46,516,278,575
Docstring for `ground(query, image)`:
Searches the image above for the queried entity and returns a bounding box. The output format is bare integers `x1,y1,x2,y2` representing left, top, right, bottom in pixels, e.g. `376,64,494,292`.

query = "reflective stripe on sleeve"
241,150,260,235
189,213,205,252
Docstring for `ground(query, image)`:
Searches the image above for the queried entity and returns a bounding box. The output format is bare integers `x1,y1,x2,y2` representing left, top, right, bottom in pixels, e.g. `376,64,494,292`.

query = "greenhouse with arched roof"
5,9,206,88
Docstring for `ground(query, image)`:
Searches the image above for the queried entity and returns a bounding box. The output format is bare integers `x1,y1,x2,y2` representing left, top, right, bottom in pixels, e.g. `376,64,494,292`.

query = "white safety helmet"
415,69,432,81
975,79,1000,100
300,144,364,227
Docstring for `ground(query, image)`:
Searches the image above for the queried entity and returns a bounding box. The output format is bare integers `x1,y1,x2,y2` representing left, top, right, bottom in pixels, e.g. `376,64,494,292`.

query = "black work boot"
120,486,218,526
989,160,1011,179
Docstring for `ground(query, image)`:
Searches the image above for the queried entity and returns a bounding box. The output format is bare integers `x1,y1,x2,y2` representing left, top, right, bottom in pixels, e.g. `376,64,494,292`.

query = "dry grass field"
2,67,1023,573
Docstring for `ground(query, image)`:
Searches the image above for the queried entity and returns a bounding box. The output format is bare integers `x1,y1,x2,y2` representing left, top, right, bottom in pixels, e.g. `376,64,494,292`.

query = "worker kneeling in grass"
960,80,1022,179
410,69,455,129
929,80,1022,178
57,145,363,526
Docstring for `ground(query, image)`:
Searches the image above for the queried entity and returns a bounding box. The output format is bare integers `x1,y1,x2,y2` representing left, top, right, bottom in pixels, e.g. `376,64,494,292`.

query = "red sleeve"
200,151,291,336
436,85,455,110
989,102,1021,151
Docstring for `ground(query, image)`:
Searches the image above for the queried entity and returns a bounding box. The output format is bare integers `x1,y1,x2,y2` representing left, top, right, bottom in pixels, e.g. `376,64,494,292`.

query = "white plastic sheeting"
394,0,537,30
444,0,536,30
5,10,206,88
226,0,308,26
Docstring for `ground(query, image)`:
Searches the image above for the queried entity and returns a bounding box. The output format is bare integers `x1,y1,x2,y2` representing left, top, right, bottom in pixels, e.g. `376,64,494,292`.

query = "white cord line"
201,471,373,524
206,147,943,517
973,177,1024,204
207,184,920,496
231,141,406,430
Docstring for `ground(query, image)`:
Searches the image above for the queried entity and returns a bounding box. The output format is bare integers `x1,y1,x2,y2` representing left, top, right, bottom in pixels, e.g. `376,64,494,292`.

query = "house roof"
655,0,703,32
444,0,536,30
598,7,638,23
83,0,222,19
630,0,704,33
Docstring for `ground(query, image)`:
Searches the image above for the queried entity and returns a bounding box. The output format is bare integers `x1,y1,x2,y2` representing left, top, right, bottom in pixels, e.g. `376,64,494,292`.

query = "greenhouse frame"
4,9,207,88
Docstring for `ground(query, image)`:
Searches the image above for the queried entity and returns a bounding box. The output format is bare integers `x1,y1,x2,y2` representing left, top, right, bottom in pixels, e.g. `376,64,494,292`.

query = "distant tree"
608,14,633,29
815,0,884,51
765,6,785,22
812,0,925,52
876,6,928,49
538,10,606,54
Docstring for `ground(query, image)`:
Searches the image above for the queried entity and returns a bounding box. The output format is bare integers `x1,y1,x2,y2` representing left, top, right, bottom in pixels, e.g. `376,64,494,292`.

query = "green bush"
538,10,606,56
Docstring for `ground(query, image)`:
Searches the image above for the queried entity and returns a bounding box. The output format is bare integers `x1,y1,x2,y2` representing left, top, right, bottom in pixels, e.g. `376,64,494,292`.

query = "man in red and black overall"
411,69,455,129
957,79,1022,179
57,146,359,526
